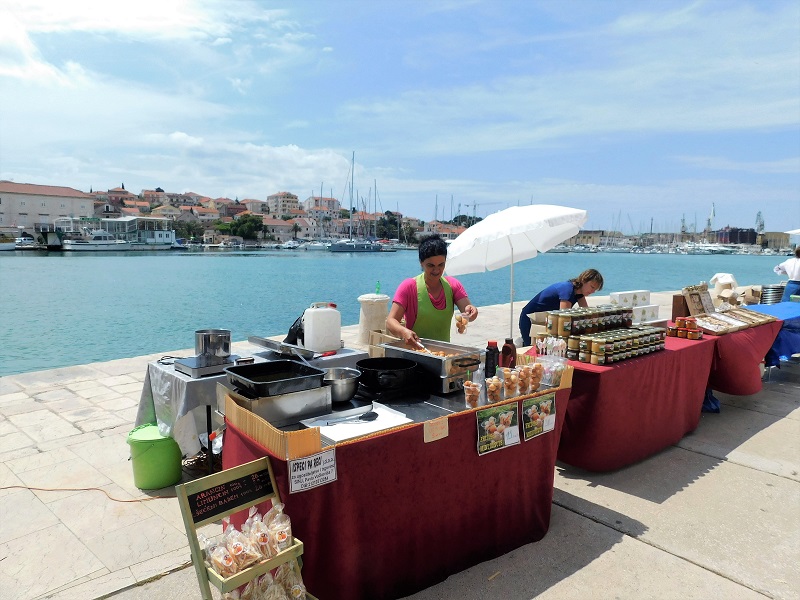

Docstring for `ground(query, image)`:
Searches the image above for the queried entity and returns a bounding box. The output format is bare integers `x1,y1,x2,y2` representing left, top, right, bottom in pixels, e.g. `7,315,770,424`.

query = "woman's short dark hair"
419,234,448,262
571,269,604,291
795,247,800,259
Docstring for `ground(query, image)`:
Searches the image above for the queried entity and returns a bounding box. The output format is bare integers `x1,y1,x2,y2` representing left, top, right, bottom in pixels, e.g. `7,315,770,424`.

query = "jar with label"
557,311,574,338
677,328,688,338
567,336,580,351
675,317,687,328
546,311,560,334
590,352,606,365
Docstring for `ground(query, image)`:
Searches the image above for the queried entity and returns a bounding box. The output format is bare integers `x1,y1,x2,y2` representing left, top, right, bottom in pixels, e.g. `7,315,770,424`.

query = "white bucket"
357,294,390,343
301,302,341,353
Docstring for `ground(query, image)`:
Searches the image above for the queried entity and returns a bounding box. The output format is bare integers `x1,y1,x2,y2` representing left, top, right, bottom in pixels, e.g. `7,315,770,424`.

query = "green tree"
173,220,204,241
229,214,265,240
291,222,301,239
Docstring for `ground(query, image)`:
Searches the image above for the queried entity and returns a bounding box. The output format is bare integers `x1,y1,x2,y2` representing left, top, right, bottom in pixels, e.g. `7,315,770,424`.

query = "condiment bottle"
500,338,517,368
485,341,500,377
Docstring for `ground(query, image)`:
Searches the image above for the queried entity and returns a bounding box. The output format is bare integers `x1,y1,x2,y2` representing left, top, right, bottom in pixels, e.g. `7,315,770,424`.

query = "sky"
1,0,799,235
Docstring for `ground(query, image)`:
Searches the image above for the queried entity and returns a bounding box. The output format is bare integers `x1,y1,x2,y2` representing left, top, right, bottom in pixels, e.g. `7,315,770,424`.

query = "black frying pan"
356,357,418,390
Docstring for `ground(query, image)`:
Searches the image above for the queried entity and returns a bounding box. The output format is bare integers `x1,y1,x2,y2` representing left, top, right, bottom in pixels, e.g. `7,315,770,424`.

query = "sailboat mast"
349,151,354,239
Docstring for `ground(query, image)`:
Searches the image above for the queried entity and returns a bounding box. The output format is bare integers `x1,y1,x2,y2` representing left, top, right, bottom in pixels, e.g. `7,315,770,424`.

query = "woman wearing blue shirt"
519,269,604,346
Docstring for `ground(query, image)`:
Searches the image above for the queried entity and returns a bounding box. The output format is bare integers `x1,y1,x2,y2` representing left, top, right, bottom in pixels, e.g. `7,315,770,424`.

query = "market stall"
744,302,800,367
222,383,571,600
706,320,783,395
558,335,716,472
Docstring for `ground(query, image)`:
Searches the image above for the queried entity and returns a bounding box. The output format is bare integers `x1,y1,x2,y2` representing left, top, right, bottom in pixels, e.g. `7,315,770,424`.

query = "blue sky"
1,0,798,234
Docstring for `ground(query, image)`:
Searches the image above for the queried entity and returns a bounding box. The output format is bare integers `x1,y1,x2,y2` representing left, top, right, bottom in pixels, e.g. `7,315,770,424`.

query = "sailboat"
328,152,382,253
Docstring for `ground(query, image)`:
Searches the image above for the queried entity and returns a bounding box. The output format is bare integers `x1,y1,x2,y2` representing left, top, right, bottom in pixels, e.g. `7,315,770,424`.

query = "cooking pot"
323,367,361,403
356,357,418,390
195,329,231,364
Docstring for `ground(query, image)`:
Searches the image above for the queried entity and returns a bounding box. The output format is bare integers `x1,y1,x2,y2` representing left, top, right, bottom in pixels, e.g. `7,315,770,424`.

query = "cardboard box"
718,289,741,306
672,294,690,320
631,304,660,324
368,329,400,358
610,290,651,308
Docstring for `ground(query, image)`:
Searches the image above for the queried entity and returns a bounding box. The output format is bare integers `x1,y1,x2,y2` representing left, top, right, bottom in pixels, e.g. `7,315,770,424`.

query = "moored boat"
328,238,382,252
61,229,132,251
0,232,16,251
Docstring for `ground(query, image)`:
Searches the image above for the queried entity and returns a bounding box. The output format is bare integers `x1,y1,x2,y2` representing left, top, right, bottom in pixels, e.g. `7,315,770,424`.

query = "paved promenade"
1,292,798,600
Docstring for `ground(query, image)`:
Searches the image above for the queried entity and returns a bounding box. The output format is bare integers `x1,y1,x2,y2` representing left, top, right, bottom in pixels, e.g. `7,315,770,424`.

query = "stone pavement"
0,293,798,600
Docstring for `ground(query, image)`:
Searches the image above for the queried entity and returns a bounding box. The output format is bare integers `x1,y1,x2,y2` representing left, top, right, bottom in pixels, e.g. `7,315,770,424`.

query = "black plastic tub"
225,360,325,397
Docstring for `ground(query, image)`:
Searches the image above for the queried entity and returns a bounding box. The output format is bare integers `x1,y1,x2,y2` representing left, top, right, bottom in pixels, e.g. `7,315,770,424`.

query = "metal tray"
381,338,484,377
248,336,316,358
221,385,332,428
225,360,325,397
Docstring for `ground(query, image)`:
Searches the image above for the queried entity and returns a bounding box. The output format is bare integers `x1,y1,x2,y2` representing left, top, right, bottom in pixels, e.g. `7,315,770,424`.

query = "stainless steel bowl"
323,367,360,403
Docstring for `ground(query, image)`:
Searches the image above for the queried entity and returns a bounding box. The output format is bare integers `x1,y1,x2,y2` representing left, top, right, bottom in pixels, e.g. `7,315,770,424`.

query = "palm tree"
291,223,301,239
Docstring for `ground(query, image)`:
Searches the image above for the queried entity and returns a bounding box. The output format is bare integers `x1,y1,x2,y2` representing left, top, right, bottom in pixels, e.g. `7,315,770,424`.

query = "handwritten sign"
186,468,274,523
289,449,337,493
424,416,449,443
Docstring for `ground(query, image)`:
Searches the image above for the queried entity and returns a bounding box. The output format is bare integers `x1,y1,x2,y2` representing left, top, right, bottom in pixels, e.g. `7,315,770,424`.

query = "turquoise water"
0,249,787,376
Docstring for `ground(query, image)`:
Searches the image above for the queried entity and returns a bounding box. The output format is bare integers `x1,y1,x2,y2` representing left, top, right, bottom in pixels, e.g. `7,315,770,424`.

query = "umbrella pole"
509,247,514,340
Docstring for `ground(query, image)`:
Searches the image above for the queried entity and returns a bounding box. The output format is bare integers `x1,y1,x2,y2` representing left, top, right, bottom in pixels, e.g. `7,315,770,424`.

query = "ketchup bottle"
500,338,517,368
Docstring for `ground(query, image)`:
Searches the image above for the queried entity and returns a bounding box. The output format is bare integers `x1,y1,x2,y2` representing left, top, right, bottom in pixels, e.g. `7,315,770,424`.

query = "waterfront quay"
0,293,797,600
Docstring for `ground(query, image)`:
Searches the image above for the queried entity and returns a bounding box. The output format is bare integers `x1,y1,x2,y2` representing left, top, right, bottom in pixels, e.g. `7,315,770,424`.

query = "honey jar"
546,311,560,333
675,317,687,328
557,311,574,337
677,328,688,338
590,352,606,365
685,317,697,330
687,329,701,340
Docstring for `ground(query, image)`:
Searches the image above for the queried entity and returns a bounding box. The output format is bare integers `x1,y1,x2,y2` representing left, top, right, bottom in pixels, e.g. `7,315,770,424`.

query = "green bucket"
127,424,183,490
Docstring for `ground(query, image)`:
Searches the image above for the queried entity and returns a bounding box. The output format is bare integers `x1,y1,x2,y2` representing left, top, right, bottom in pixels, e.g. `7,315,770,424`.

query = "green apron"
413,273,453,342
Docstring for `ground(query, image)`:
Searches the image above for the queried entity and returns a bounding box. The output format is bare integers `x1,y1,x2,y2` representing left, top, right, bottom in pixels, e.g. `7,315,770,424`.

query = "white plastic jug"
301,302,341,353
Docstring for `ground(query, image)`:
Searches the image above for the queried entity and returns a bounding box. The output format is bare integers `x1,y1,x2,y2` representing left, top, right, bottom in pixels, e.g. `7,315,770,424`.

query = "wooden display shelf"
176,456,314,599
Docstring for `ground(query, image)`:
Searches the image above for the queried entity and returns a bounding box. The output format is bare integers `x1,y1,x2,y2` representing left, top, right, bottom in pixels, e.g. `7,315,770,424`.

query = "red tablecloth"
707,320,783,395
557,337,716,472
224,388,570,600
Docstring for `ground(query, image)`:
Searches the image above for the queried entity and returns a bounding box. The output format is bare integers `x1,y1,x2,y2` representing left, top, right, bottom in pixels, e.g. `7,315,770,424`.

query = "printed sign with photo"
522,393,556,441
476,401,520,455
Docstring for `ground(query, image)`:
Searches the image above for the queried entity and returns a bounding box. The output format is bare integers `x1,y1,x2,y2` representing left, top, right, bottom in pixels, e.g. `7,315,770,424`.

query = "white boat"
547,245,570,253
328,238,382,252
61,229,132,251
0,232,16,251
301,240,331,251
278,240,302,250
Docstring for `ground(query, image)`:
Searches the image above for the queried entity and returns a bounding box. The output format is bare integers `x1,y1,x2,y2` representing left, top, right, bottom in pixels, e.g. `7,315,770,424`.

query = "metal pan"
248,336,316,358
381,338,484,377
225,360,325,397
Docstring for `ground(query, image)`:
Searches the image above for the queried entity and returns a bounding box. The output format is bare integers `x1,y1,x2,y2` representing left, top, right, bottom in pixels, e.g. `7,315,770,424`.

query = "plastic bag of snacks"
267,503,294,554
199,533,238,578
223,518,262,570
536,356,566,387
275,559,307,599
243,506,273,559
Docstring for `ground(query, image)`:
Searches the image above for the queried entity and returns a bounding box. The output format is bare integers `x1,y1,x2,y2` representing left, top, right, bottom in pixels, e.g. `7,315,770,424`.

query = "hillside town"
0,180,792,253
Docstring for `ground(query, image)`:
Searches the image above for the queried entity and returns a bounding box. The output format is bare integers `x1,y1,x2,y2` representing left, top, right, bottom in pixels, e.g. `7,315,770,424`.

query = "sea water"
0,249,788,376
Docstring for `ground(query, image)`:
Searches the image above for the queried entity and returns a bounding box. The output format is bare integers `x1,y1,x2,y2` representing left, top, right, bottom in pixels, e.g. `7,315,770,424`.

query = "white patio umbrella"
445,204,589,339
785,228,800,235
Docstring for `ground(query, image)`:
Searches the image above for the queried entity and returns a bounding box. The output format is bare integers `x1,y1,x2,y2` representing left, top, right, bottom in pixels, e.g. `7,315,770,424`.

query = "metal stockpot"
195,329,231,364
